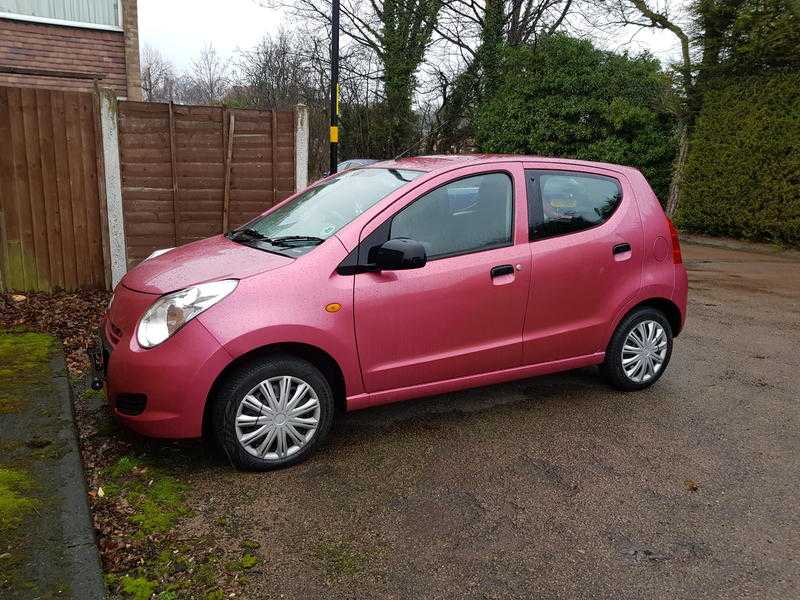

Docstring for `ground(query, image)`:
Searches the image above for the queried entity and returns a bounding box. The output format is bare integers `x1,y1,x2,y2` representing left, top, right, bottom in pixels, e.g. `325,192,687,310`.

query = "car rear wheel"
602,307,673,391
212,354,334,470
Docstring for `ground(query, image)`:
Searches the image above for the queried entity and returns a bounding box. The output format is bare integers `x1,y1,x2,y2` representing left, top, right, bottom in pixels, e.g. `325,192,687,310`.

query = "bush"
474,35,677,201
677,74,800,246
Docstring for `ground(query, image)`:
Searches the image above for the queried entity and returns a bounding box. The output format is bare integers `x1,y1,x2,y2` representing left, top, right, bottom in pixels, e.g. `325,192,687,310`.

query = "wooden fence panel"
117,101,296,268
0,85,106,291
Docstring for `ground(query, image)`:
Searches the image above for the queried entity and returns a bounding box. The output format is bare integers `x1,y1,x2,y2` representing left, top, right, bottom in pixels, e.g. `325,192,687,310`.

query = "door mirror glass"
371,238,427,270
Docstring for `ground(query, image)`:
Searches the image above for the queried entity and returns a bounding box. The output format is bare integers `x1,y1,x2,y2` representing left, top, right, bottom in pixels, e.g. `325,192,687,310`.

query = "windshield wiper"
269,235,326,247
229,227,271,241
229,229,325,248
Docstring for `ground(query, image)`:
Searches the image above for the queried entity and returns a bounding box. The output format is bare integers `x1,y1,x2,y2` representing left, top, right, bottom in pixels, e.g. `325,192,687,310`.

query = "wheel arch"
613,297,683,340
202,341,347,440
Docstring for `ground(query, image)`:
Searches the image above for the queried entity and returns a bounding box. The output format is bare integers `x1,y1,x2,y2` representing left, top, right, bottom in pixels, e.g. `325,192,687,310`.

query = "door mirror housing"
371,238,427,271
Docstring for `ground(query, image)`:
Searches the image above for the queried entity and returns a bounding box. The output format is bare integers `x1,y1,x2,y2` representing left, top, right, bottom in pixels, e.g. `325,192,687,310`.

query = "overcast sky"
138,0,685,71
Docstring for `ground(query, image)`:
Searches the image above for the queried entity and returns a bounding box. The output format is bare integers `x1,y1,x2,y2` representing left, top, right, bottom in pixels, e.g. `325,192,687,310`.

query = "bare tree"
424,0,577,151
588,0,692,215
140,44,177,101
434,0,576,61
232,30,330,175
273,0,443,155
188,43,231,104
232,28,386,175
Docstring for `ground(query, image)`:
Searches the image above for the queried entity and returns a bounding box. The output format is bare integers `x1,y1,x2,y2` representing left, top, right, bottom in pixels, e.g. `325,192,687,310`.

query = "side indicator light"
325,303,342,313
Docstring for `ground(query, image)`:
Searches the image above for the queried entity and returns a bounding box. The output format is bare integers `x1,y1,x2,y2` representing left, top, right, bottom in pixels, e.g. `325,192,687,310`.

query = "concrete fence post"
99,90,127,288
294,104,309,191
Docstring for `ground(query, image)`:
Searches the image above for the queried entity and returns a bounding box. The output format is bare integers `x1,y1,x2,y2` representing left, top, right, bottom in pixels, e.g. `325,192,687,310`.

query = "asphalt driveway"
150,240,800,598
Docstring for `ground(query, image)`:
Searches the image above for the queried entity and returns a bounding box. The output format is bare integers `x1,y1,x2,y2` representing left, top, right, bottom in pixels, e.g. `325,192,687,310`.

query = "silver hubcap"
622,320,667,383
235,376,320,460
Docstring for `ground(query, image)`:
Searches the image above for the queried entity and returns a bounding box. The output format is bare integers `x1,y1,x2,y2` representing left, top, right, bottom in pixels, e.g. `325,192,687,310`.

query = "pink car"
93,155,688,470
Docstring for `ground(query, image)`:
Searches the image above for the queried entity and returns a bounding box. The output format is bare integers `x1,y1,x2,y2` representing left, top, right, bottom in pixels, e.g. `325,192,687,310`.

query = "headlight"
137,279,238,348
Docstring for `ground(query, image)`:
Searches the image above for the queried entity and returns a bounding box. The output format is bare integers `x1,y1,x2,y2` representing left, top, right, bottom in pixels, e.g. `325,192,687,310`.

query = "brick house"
0,0,142,99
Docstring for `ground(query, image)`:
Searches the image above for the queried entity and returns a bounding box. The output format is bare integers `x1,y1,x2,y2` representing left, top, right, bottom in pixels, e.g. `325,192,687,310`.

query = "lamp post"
329,0,340,174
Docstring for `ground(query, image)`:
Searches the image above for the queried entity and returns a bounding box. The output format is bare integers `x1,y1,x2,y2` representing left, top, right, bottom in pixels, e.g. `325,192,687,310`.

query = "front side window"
528,171,622,240
390,172,514,260
229,167,422,256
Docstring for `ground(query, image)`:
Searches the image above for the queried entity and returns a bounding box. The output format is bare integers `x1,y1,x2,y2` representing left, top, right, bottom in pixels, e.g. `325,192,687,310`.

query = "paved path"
0,335,105,599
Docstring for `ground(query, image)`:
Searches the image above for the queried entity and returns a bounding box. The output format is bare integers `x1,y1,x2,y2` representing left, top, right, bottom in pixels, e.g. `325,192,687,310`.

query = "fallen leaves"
2,290,253,597
0,289,110,374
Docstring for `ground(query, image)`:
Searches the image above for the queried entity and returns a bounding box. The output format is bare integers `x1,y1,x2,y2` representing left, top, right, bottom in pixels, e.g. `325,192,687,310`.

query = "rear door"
523,166,644,365
353,163,532,392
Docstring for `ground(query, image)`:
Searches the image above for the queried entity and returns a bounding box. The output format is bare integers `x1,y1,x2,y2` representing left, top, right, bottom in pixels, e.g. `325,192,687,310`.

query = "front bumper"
98,286,233,438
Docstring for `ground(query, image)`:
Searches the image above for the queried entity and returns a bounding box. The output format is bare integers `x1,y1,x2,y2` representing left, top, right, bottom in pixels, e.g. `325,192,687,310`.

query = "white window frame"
0,2,123,32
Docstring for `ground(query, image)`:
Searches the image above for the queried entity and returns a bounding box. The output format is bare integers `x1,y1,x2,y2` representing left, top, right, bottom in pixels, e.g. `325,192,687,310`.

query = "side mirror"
371,238,427,271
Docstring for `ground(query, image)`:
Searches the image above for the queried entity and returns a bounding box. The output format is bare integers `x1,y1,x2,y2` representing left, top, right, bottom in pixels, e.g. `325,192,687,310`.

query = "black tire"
212,353,334,471
601,307,673,391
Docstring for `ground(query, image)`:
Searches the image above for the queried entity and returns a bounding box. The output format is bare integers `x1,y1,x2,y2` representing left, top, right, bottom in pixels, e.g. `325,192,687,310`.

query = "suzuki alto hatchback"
93,155,688,470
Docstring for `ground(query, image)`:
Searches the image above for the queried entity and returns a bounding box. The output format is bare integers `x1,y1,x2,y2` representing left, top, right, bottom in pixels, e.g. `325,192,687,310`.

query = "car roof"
370,154,640,177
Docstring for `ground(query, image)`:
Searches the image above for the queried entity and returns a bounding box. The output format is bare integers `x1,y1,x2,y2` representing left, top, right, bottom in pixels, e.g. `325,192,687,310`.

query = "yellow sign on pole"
330,126,339,143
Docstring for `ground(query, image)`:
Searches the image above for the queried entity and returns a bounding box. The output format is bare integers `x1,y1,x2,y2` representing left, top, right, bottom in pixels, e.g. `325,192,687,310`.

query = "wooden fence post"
98,89,127,288
271,111,278,205
168,102,180,246
222,112,235,232
294,104,309,191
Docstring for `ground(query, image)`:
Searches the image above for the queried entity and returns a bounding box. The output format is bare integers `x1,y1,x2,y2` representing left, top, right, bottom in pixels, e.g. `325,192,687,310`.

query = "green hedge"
677,74,800,246
474,35,677,201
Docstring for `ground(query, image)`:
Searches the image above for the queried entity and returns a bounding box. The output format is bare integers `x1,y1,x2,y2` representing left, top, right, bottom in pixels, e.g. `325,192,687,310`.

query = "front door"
354,164,531,393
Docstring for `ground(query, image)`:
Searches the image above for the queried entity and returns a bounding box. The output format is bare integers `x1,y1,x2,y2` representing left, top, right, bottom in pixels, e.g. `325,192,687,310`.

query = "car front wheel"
602,307,673,391
212,354,334,470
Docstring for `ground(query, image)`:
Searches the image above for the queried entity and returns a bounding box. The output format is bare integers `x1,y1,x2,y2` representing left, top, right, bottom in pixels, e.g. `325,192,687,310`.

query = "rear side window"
390,172,513,260
527,170,622,240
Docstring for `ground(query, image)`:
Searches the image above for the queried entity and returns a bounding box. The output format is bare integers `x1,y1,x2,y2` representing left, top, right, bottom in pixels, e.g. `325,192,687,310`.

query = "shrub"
677,74,800,246
474,35,677,201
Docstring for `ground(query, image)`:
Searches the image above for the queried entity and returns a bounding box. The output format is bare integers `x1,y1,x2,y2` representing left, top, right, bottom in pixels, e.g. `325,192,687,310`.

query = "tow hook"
86,344,105,390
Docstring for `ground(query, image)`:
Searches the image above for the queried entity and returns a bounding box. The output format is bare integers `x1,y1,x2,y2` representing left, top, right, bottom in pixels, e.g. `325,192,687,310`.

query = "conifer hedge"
677,74,800,246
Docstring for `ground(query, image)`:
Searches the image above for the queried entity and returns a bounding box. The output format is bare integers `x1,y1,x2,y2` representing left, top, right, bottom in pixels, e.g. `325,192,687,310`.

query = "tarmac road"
187,240,800,599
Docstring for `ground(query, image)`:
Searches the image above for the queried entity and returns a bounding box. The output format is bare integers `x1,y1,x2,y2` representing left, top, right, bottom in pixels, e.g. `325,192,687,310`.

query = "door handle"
613,243,631,255
490,264,514,278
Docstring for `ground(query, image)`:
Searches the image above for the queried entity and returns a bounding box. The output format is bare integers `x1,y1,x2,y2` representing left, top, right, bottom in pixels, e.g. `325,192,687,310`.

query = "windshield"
228,167,423,257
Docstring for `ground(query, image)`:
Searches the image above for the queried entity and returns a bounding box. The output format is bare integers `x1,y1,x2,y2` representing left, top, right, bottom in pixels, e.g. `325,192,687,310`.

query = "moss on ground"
0,395,24,415
107,542,234,599
0,467,38,532
0,332,53,414
228,553,258,571
0,332,53,372
101,456,189,536
79,387,106,402
119,575,156,600
314,539,366,579
0,467,40,593
0,332,59,595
